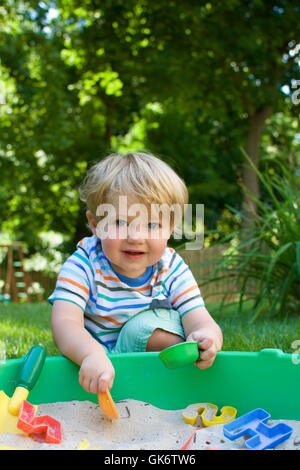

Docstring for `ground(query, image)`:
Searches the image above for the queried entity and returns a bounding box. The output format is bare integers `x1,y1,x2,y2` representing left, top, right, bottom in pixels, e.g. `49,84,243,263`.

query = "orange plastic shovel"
98,388,118,419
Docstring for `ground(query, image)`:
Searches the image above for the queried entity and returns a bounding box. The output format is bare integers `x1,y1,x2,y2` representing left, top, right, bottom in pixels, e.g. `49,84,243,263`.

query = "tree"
60,0,299,225
0,1,140,253
1,0,299,264
132,0,300,226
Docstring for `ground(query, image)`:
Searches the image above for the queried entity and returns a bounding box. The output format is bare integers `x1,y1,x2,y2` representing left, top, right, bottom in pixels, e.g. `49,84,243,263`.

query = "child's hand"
79,350,115,394
186,328,219,370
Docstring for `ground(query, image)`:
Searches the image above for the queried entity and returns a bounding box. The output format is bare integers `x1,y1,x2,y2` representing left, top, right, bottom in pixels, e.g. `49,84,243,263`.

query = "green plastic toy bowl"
158,341,199,369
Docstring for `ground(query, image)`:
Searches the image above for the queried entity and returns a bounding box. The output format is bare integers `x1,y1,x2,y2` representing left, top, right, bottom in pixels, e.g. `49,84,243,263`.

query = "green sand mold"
159,341,199,369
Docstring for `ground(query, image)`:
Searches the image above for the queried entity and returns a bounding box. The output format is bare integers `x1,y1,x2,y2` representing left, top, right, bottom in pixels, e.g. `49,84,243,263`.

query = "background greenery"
1,302,298,359
201,153,300,319
0,1,299,355
0,1,299,261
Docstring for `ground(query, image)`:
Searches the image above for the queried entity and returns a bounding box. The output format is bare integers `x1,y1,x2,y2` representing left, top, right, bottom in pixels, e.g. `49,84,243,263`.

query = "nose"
127,223,147,241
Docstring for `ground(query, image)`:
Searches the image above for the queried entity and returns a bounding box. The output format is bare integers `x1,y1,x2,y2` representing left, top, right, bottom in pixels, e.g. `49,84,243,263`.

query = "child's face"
87,194,174,278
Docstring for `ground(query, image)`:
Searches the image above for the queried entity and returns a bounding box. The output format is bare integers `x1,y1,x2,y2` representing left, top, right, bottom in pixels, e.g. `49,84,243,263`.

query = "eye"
148,222,160,229
116,219,127,227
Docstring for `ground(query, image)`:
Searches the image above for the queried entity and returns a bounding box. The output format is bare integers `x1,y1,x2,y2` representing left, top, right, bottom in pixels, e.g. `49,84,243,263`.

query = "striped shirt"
48,235,205,349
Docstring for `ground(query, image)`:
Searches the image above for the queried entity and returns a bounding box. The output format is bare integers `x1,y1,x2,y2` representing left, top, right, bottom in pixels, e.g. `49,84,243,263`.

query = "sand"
0,399,299,450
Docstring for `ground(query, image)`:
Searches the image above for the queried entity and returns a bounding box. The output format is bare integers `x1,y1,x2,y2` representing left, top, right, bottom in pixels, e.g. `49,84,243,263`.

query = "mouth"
123,250,145,259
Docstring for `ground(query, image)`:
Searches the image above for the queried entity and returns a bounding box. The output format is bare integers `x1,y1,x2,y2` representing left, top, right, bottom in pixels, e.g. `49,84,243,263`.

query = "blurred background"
0,1,299,310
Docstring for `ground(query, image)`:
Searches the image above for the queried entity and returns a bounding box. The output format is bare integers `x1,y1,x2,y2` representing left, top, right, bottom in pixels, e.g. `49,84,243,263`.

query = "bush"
205,155,300,320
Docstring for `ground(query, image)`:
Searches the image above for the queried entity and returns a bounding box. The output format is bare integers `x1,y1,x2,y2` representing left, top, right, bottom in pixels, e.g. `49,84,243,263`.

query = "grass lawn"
0,301,299,359
0,303,58,359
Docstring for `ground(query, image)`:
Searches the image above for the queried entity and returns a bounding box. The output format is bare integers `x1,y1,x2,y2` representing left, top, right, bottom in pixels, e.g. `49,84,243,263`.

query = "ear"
86,210,97,235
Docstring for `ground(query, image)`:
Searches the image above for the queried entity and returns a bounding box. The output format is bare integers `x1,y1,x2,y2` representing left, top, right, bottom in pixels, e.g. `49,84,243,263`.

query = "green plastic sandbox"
0,348,299,420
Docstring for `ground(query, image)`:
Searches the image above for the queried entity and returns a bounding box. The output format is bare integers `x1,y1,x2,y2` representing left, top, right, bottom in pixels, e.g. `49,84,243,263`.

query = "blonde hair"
79,152,189,222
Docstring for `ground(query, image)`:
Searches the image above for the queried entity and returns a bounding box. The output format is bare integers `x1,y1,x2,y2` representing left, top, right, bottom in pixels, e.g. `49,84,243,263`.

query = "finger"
107,374,115,391
186,332,200,342
199,345,217,361
89,376,100,394
97,371,113,394
79,376,91,393
193,345,217,369
198,336,214,351
194,355,216,370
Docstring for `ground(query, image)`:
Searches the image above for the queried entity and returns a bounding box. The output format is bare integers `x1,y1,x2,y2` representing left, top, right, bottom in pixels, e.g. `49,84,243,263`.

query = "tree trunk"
241,104,273,232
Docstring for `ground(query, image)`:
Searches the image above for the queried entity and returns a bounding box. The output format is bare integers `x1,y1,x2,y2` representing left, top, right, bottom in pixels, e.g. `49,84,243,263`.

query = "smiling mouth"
123,250,145,255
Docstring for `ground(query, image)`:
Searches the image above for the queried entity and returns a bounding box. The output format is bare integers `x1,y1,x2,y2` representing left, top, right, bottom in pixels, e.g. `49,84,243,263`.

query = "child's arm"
181,306,223,369
51,299,115,394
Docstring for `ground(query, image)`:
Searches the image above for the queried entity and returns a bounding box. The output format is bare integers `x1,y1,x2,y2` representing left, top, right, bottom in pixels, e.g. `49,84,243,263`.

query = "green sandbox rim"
0,349,299,420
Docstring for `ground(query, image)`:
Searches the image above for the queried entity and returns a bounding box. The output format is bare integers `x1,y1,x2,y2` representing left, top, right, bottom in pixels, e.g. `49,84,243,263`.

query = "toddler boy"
49,152,223,394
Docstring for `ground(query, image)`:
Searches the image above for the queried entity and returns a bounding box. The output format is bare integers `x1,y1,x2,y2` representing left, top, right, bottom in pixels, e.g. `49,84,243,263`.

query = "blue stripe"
89,244,96,254
167,267,190,295
73,252,92,270
91,301,151,313
169,276,195,299
60,265,98,305
61,265,91,286
163,259,184,285
68,260,89,274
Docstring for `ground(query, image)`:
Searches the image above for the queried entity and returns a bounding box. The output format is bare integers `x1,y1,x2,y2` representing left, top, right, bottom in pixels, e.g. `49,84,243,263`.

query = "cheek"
101,239,121,261
148,239,169,257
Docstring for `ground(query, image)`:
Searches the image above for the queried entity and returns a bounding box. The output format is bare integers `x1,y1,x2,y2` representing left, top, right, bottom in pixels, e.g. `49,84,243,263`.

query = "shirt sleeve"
48,248,91,311
164,253,205,317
